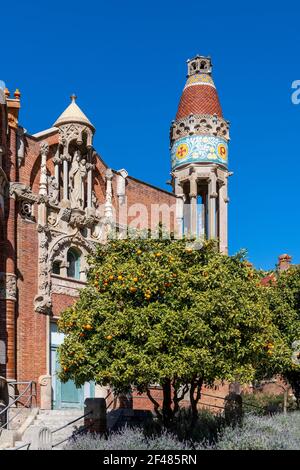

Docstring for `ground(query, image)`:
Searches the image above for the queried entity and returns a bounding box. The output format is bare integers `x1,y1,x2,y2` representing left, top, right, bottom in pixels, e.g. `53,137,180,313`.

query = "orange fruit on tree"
118,275,123,281
133,277,138,283
137,249,142,255
106,335,113,340
109,275,114,280
130,287,137,293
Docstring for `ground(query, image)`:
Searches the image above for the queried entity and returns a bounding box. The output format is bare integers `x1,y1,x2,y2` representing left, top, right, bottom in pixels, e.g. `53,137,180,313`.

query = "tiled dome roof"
176,73,222,120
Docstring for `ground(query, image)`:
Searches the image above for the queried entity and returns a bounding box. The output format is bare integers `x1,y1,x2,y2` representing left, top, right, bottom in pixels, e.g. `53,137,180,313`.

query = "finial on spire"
70,94,77,102
14,88,21,100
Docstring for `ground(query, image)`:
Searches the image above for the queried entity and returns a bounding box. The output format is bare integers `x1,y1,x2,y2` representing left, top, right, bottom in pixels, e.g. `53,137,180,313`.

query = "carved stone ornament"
47,176,59,205
34,228,96,314
170,114,230,145
58,123,93,149
40,141,49,157
9,182,39,203
20,200,34,220
0,273,17,301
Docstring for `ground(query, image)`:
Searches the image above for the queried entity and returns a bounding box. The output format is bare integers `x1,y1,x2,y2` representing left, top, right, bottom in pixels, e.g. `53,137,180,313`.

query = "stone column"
38,375,52,410
104,169,113,219
53,147,60,201
219,179,228,254
116,169,128,206
16,127,26,168
62,157,69,201
38,142,49,227
175,195,184,239
86,158,94,209
39,142,49,197
189,177,197,237
208,172,217,239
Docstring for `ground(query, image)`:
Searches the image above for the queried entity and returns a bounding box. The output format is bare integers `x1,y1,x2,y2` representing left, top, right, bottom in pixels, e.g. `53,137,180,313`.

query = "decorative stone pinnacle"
40,141,49,156
105,168,113,180
14,89,21,100
70,94,77,103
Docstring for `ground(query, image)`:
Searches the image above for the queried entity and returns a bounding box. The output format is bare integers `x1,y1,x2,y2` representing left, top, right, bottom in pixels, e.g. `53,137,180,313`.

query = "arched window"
67,248,81,280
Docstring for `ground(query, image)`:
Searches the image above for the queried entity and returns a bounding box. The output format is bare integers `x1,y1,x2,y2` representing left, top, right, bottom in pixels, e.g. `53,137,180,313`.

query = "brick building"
0,56,231,410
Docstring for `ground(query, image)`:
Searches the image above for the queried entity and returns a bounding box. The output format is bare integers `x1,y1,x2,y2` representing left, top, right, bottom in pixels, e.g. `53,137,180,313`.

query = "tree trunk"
162,379,173,428
190,378,203,425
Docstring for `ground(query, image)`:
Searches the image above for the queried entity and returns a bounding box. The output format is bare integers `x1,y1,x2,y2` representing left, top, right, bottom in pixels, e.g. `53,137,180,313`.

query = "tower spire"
171,55,230,253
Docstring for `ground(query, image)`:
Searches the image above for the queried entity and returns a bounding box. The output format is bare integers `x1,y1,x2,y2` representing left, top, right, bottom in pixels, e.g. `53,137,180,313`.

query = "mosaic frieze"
171,135,228,169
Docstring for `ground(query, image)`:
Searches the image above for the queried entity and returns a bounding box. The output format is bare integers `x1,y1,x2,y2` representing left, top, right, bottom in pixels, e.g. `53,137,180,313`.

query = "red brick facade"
0,90,177,411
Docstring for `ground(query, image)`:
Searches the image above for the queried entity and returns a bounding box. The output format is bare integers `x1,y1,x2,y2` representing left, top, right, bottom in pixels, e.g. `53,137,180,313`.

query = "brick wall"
16,214,46,396
4,123,176,406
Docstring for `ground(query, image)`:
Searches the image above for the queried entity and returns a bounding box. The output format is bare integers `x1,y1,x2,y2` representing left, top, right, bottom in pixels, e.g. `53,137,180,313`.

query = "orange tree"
267,265,300,407
58,237,289,426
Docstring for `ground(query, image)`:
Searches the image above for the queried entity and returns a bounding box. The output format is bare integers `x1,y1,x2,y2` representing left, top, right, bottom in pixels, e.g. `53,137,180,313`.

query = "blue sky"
2,0,299,270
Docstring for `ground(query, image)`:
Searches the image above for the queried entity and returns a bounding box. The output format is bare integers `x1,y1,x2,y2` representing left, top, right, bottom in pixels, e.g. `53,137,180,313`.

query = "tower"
171,55,230,253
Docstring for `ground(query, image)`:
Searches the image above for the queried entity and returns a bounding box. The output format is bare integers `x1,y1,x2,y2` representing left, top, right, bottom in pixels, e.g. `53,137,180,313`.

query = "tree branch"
173,383,189,413
146,388,162,418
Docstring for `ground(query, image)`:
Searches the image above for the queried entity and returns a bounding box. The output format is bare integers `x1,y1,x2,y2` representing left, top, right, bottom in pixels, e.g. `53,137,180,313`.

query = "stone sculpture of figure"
69,150,87,209
48,176,59,204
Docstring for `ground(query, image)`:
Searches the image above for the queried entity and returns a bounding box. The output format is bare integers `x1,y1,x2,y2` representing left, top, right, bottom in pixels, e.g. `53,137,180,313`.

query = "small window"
52,261,61,275
67,248,81,280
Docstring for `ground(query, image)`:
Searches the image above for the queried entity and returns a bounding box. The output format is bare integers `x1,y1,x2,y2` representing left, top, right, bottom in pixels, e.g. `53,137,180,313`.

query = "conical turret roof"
175,56,222,120
53,94,95,130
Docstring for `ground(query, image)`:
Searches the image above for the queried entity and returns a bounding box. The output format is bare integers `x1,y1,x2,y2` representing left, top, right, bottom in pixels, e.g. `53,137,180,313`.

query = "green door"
52,346,84,409
50,323,95,409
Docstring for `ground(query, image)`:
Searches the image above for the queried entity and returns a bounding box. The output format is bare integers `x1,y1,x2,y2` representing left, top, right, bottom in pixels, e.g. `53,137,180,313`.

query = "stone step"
34,420,84,427
13,440,31,450
13,409,87,450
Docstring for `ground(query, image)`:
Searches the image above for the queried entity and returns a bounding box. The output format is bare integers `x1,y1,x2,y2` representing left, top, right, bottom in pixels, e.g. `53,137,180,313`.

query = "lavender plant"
65,412,300,450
